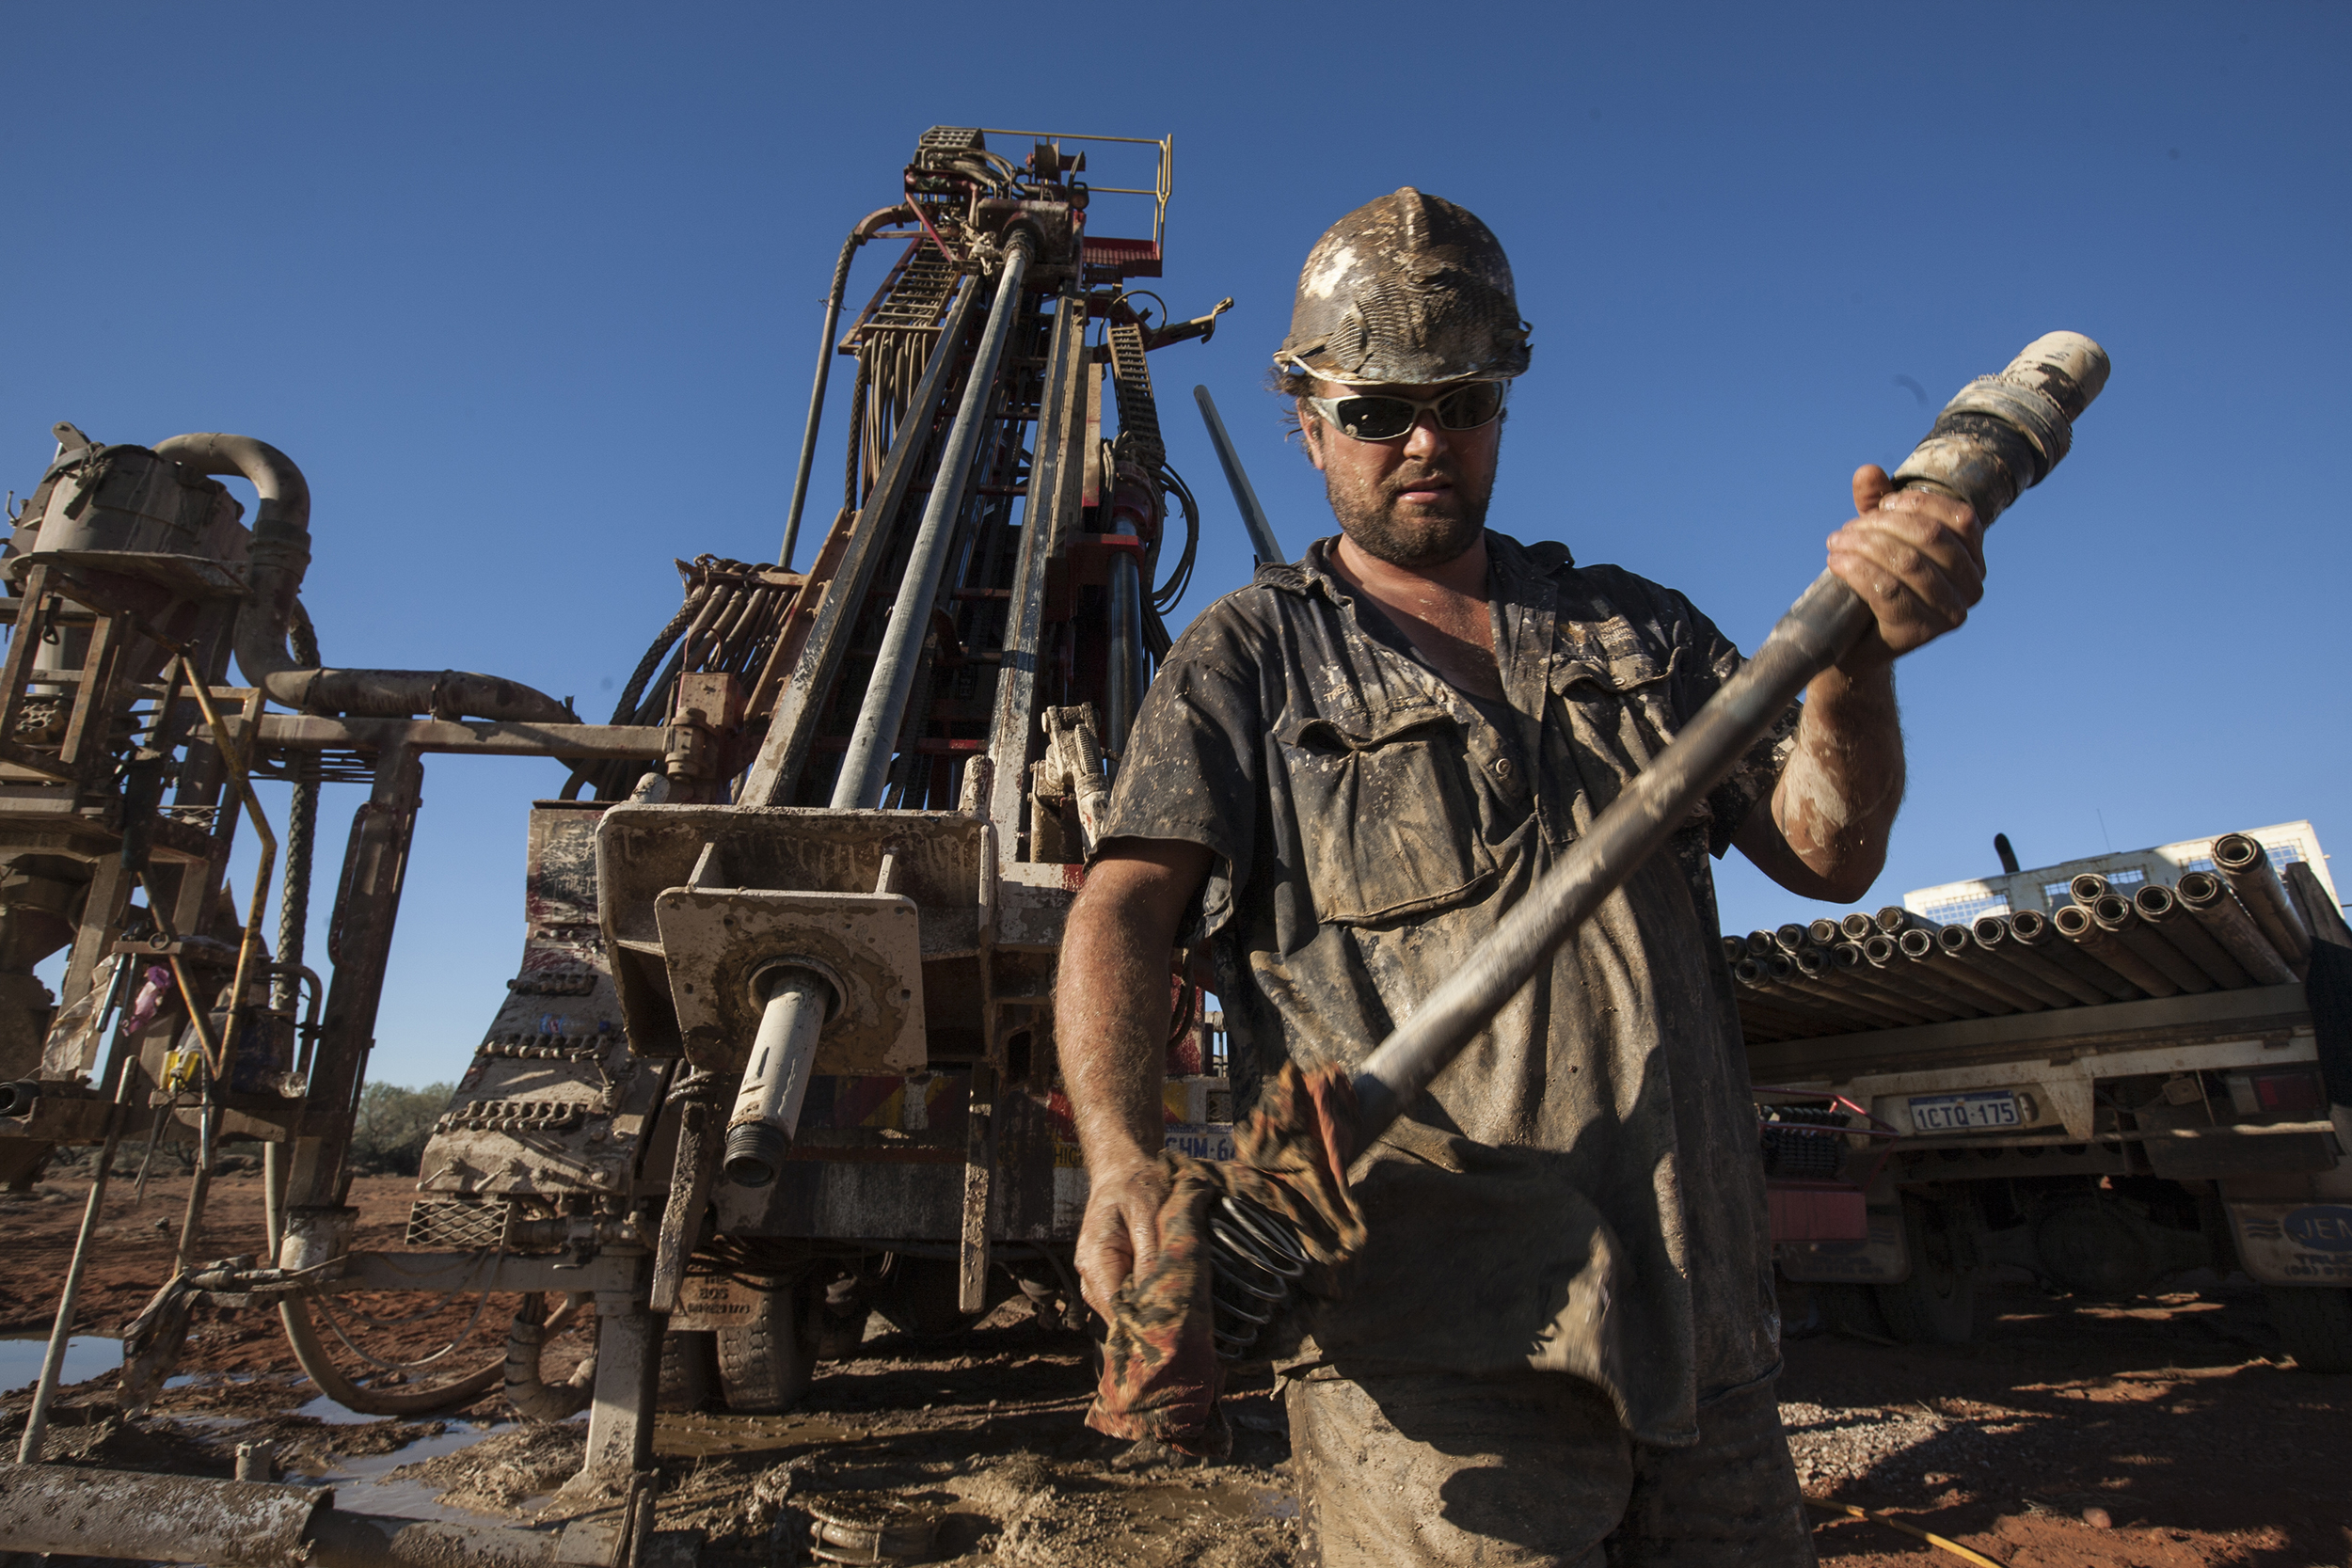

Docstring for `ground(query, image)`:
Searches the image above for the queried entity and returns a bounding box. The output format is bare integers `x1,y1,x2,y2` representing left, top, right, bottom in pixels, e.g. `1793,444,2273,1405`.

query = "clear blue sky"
5,3,2344,1087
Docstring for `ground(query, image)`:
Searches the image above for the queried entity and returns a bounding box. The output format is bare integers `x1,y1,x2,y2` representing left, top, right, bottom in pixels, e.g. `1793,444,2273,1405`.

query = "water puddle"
0,1334,119,1393
291,1420,514,1525
295,1393,389,1426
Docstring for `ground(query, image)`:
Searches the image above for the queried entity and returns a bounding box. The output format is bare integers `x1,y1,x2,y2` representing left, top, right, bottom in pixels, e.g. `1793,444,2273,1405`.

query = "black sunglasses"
1304,381,1506,442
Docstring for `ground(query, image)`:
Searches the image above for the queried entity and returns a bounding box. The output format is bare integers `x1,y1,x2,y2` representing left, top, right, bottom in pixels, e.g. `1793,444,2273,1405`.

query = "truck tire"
716,1278,822,1414
657,1329,719,1413
1874,1198,1978,1344
2265,1285,2352,1373
1815,1284,1893,1341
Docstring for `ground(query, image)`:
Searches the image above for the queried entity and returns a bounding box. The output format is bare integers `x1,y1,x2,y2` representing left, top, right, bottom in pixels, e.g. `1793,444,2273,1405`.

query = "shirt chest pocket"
1277,707,1496,927
1549,644,1683,770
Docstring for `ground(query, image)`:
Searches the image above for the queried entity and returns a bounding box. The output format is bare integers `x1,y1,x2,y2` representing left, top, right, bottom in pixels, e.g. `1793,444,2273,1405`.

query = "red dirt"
0,1173,2343,1567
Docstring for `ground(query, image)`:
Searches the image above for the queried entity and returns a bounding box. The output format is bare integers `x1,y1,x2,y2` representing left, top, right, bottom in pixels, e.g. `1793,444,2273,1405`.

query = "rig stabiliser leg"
648,1070,722,1315
560,1291,662,1512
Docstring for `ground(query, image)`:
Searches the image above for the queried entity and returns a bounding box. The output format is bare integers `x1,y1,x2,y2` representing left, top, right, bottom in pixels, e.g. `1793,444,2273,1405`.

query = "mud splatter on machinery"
0,125,1237,1563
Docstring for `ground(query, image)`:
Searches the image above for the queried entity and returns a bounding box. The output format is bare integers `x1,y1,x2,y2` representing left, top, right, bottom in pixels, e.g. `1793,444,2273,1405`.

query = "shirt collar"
1255,530,1576,601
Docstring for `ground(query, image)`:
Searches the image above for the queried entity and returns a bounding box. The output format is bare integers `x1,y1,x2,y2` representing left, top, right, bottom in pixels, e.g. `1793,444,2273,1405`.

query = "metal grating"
405,1196,513,1250
1917,892,2010,927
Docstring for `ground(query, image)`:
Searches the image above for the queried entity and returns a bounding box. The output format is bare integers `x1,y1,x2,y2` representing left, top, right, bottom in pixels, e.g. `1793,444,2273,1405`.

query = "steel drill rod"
1193,387,1289,566
2091,895,2213,993
723,973,831,1188
2175,871,2296,985
1931,926,2051,1009
1971,915,2106,1006
1868,936,1993,1017
2052,903,2173,997
2132,883,2252,989
1899,927,2022,1015
2212,833,2312,966
834,235,1036,808
2007,908,2140,1001
1939,924,2071,1008
1349,331,2106,1143
1831,942,1967,1021
1857,936,1983,1019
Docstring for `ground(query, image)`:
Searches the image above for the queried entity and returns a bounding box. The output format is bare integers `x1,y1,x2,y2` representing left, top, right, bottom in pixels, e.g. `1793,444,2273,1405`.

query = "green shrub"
348,1080,454,1177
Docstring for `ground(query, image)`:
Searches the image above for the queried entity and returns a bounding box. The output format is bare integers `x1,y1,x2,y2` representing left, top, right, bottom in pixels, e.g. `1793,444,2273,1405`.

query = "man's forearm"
1059,902,1170,1170
1770,661,1905,893
1055,847,1210,1174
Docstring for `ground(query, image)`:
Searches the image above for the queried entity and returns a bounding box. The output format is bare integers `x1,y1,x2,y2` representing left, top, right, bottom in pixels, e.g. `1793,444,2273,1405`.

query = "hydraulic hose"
151,434,575,723
782,205,914,570
274,1292,571,1418
503,1292,596,1420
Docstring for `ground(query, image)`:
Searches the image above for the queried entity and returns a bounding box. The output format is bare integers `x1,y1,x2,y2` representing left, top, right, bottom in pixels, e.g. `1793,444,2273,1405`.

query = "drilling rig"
0,125,1238,1566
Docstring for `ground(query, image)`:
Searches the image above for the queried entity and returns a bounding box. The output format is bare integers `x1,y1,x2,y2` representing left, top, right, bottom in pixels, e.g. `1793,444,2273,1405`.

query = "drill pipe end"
2003,332,2110,420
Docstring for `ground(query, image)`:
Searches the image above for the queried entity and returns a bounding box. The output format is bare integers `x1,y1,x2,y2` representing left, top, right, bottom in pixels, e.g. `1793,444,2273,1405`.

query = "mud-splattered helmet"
1275,188,1531,388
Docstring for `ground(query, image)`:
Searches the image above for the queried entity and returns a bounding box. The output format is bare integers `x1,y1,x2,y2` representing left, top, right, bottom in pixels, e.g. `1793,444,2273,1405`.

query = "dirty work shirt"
1097,531,1800,1447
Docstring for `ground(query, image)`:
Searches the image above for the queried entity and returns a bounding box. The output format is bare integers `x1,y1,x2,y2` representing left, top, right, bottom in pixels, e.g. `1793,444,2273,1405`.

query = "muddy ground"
0,1171,2344,1567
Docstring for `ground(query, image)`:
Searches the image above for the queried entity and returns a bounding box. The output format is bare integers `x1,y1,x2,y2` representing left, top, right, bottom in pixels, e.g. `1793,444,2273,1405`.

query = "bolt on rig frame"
0,126,1237,1564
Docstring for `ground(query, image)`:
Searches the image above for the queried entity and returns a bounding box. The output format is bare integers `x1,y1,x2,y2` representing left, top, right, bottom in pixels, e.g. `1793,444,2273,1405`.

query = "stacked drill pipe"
1726,850,2309,1040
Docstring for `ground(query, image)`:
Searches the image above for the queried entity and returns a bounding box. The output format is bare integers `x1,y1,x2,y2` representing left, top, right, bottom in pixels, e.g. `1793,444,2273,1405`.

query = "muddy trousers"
1286,1367,1814,1568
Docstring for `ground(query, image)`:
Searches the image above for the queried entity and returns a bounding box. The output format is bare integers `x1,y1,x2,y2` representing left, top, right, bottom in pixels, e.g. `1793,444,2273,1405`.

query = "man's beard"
1323,457,1494,568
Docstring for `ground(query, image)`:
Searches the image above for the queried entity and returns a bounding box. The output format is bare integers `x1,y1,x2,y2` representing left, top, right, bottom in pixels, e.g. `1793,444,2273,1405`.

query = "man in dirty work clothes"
1057,189,1984,1567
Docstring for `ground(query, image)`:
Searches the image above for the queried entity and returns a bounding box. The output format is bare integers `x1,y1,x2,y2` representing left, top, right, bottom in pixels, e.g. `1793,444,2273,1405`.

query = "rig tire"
716,1277,823,1414
2265,1285,2352,1373
658,1328,719,1413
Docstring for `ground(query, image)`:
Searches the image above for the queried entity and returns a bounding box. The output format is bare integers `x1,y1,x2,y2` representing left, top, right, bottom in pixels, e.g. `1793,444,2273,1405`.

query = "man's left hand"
1825,465,1983,672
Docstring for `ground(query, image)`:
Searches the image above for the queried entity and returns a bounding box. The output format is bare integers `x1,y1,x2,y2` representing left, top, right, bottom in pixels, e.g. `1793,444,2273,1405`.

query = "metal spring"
1207,1195,1307,1360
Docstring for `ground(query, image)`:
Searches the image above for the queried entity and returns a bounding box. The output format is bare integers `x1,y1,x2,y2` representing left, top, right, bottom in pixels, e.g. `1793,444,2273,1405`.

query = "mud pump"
0,125,1242,1564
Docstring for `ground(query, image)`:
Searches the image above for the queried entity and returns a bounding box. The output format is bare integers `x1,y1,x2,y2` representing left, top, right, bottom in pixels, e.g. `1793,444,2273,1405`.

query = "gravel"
1778,1398,2054,1495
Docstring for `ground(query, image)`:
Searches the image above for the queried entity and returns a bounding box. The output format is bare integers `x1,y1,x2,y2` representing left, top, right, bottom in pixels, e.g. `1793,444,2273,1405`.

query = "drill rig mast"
0,124,1234,1563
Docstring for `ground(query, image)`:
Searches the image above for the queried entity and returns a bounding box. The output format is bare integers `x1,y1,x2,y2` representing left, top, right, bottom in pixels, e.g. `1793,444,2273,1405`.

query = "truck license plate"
1907,1090,2021,1132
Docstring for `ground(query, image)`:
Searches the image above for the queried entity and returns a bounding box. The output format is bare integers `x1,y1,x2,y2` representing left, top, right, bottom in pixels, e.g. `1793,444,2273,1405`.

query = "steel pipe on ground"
1807,918,1844,946
2052,903,2172,997
1839,912,1875,942
2131,883,2253,989
0,1461,592,1568
2175,871,2297,985
832,234,1037,809
2070,873,2110,905
2008,908,2140,1001
1873,905,1917,937
2213,833,2312,967
2091,895,2213,993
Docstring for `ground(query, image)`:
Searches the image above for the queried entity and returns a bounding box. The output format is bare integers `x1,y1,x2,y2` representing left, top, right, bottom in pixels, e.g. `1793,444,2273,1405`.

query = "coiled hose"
1207,1196,1307,1360
276,1292,581,1418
